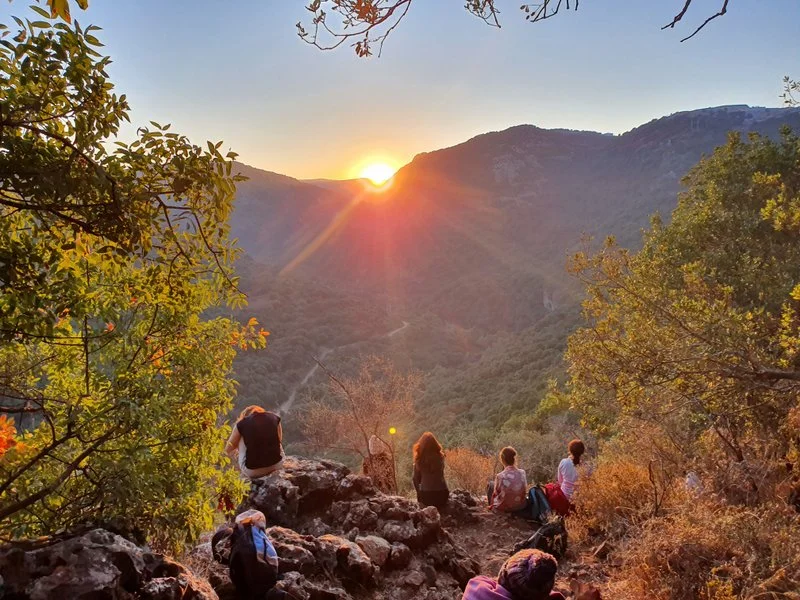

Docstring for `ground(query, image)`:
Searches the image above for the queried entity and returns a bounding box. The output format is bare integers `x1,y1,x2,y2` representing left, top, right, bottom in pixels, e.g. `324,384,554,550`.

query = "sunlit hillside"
231,105,800,444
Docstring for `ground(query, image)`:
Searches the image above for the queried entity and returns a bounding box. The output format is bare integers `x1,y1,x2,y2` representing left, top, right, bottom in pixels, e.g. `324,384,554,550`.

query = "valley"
230,104,800,451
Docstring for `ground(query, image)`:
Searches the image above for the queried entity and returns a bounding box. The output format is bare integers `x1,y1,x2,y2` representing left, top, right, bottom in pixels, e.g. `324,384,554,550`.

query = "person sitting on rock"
225,405,284,479
488,447,528,513
557,439,585,501
363,434,397,494
462,548,566,600
412,431,449,510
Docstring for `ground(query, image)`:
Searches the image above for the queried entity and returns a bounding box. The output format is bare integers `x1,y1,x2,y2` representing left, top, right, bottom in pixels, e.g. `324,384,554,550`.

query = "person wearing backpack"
225,405,284,479
461,549,566,600
212,509,286,600
488,447,528,513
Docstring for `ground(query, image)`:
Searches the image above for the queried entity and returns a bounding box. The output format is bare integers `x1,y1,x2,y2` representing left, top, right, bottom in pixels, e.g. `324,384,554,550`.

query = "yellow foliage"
446,447,494,495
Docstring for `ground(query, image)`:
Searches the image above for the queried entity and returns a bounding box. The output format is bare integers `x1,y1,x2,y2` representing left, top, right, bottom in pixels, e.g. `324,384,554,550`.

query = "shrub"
570,444,686,543
446,447,495,495
609,501,800,600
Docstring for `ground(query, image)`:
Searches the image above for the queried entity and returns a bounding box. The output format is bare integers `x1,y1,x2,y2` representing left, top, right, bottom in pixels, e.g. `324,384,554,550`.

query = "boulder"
317,534,378,586
274,571,351,600
387,542,413,570
247,457,351,528
403,570,426,588
356,535,392,567
0,529,217,600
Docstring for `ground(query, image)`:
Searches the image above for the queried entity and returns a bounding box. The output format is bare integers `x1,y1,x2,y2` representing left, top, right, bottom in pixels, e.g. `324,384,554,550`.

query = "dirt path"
444,507,608,597
278,321,411,416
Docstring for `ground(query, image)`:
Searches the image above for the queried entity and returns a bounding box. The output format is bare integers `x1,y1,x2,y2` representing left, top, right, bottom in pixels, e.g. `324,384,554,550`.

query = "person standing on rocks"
363,434,397,494
225,405,284,479
412,431,449,510
462,549,566,600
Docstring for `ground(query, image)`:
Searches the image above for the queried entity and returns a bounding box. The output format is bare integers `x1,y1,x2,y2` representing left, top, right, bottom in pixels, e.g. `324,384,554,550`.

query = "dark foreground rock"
0,528,216,600
0,458,484,600
200,456,480,600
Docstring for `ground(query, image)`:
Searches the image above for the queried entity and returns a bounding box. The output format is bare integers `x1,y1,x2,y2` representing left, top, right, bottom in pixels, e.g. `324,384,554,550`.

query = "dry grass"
446,447,495,495
570,454,685,544
607,500,800,600
568,436,800,600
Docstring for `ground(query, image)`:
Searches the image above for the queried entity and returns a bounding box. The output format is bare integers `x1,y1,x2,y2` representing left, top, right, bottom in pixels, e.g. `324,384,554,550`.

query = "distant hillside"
230,105,800,440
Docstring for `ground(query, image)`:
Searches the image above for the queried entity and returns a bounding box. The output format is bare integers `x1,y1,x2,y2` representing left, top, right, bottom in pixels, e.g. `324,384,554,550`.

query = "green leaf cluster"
565,130,800,471
0,10,265,551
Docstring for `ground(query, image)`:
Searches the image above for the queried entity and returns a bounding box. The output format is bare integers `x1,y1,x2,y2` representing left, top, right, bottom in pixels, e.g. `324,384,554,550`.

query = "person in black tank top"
225,405,284,479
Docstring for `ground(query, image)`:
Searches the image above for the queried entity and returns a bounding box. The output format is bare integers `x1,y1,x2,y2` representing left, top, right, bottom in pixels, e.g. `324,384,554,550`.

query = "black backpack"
513,518,568,559
219,522,284,600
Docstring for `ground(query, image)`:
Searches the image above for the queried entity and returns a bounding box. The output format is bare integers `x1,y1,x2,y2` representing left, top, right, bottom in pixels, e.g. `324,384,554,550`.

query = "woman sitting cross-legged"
488,446,529,513
462,549,566,600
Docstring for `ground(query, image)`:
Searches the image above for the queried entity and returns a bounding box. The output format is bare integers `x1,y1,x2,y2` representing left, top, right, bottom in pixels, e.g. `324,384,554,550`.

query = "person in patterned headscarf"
461,549,566,600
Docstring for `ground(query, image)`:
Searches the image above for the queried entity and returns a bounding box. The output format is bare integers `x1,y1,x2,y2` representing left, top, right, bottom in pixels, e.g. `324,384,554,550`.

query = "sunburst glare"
359,162,397,186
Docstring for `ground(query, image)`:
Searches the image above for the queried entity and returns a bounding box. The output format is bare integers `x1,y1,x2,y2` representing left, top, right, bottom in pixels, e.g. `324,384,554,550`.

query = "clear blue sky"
3,1,798,179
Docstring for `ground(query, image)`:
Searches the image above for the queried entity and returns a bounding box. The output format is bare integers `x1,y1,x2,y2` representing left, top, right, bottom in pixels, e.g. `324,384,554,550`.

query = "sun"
359,162,396,186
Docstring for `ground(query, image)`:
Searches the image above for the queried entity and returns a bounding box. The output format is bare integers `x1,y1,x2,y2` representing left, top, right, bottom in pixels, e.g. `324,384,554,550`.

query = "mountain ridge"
230,104,800,435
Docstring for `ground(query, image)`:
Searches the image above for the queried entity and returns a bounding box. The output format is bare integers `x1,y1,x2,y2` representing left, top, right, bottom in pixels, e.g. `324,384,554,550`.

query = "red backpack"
543,482,571,516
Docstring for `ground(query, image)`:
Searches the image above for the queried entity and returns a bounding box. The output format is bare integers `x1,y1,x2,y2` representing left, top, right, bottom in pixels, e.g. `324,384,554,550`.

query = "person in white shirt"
557,439,585,500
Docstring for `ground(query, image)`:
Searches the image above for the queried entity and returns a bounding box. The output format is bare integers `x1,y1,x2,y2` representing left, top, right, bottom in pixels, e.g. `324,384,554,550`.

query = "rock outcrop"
0,458,484,600
0,528,217,600
201,456,481,599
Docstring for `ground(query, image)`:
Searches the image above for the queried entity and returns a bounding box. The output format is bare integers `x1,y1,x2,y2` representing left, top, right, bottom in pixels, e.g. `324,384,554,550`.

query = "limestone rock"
0,529,217,600
356,535,392,567
387,542,413,570
403,570,426,588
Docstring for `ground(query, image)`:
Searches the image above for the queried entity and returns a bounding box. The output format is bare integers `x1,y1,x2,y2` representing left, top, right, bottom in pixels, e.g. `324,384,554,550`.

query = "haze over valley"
230,104,800,445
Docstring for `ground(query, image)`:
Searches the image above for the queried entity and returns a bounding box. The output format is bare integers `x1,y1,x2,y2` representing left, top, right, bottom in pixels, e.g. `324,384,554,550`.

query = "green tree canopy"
565,130,800,485
0,11,265,549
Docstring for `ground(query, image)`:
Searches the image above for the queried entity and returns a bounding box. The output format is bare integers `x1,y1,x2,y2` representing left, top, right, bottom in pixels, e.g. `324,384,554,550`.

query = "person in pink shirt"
462,549,566,600
489,447,529,512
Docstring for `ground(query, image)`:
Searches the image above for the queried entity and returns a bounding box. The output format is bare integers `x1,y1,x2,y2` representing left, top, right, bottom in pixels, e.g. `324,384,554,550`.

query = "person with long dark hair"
412,431,449,509
556,439,585,500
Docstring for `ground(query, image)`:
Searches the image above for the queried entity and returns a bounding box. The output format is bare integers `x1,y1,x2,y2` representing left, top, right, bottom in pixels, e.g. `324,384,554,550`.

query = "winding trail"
278,321,410,416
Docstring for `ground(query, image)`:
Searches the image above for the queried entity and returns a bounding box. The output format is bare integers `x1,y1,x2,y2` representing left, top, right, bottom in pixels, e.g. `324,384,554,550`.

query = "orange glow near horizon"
351,156,400,186
359,162,396,185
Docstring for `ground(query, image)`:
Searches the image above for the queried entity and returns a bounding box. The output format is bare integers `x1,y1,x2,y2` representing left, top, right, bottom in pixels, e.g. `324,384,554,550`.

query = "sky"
3,0,799,179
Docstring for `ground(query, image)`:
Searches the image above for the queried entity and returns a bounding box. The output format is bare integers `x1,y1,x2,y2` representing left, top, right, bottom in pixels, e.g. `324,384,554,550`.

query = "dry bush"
446,447,495,495
692,428,799,509
609,500,800,600
570,453,686,544
300,356,418,462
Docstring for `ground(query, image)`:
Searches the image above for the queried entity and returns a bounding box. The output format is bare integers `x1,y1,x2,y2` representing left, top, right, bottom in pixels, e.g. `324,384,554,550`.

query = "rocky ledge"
0,457,482,600
195,456,480,600
0,528,217,600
